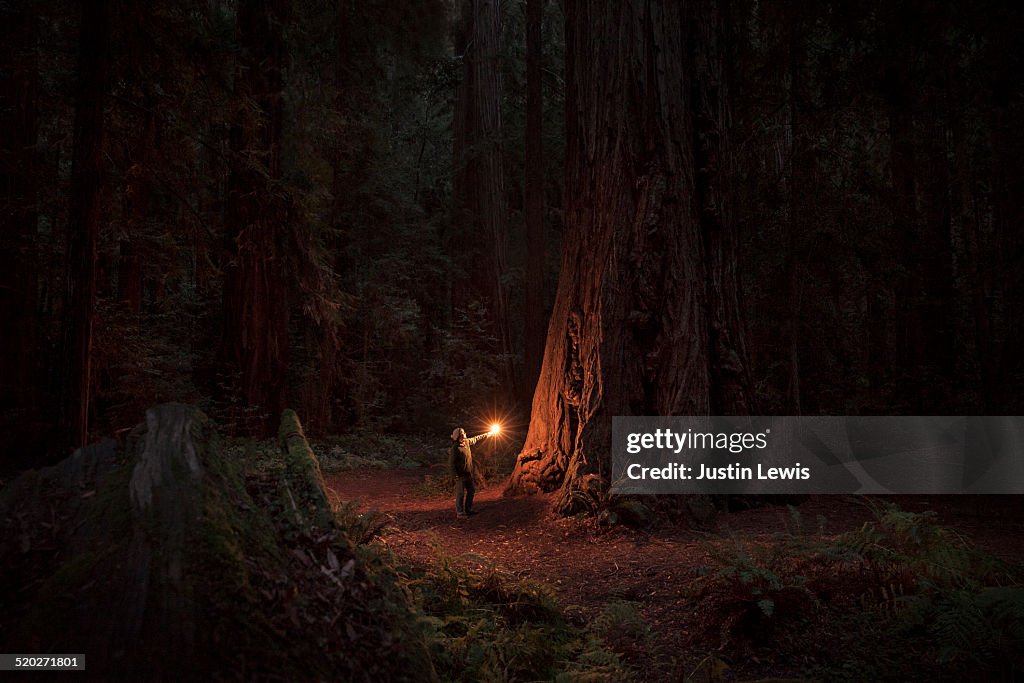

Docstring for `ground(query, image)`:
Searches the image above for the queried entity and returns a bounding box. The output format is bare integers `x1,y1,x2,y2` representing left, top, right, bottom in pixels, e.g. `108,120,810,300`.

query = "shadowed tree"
60,0,110,449
452,0,514,390
220,0,292,434
508,0,754,512
523,0,546,400
0,2,40,421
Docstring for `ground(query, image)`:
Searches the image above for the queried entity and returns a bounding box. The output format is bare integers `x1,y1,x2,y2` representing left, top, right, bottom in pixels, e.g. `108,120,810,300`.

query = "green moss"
278,408,333,527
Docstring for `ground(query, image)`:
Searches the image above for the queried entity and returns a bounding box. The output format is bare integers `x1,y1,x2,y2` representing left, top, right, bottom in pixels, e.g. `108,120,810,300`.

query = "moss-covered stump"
0,404,430,681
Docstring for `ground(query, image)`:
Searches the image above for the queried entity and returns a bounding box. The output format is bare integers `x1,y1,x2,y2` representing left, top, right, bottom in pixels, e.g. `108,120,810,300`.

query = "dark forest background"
2,0,1022,470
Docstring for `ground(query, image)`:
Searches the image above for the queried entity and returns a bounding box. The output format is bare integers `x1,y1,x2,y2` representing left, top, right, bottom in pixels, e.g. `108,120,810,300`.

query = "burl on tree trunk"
507,0,754,513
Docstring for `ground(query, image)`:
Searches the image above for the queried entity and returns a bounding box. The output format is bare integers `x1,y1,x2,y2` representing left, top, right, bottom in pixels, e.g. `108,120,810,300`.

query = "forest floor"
324,467,1024,680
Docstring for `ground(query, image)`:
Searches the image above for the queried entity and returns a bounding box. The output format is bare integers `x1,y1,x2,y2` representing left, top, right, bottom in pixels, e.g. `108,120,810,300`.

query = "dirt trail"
323,467,1024,664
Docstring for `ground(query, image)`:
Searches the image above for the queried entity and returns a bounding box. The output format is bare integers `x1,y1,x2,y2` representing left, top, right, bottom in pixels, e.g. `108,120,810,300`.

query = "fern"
333,501,394,545
836,500,1011,592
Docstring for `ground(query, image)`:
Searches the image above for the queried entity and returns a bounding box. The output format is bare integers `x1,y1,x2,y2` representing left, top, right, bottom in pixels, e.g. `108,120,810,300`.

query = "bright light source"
490,422,501,435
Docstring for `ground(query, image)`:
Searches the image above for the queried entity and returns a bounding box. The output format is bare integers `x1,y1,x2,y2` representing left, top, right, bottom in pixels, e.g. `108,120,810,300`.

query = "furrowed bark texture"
507,0,753,512
524,0,546,398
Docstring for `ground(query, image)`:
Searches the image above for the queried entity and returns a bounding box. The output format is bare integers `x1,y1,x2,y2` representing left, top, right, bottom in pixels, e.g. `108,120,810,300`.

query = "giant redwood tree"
508,0,754,512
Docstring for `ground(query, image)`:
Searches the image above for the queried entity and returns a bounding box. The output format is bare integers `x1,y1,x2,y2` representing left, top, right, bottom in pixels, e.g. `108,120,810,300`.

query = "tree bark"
0,3,40,417
507,0,754,513
987,26,1024,410
883,5,926,404
888,105,921,385
452,0,514,390
220,0,292,435
118,104,157,314
278,409,333,527
524,0,546,401
784,5,807,415
450,0,474,319
917,106,955,403
60,0,109,449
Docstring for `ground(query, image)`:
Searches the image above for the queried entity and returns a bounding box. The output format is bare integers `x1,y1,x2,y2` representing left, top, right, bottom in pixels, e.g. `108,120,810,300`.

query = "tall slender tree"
0,2,40,418
220,0,292,434
508,0,754,512
452,0,514,390
60,0,110,448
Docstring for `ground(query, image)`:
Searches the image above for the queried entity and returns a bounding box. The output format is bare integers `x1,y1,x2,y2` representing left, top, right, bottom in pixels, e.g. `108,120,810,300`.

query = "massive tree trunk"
220,0,291,434
523,0,546,401
60,0,109,449
508,0,754,513
0,3,40,419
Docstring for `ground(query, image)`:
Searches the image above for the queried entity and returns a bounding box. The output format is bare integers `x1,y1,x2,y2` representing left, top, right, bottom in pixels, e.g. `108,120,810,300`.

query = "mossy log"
277,408,333,528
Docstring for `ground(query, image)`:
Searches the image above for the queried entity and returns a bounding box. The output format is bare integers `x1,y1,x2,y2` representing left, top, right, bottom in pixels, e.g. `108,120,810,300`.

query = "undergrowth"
236,435,634,680
238,435,1024,681
687,500,1024,681
335,508,636,681
313,432,436,472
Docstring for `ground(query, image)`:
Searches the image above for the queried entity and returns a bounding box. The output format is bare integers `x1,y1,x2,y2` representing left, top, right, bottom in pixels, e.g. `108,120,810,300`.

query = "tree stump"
1,405,285,679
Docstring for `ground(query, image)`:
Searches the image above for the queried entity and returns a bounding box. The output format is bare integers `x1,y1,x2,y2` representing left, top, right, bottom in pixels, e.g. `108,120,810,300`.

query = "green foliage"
313,431,435,473
895,586,1024,671
283,434,636,682
333,501,394,545
588,600,652,663
689,501,1024,680
422,301,512,424
92,292,207,430
691,540,817,650
376,546,635,682
835,500,1010,590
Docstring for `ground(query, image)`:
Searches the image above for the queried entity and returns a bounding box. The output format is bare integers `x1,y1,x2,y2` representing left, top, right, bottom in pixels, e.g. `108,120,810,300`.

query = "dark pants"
455,475,475,514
